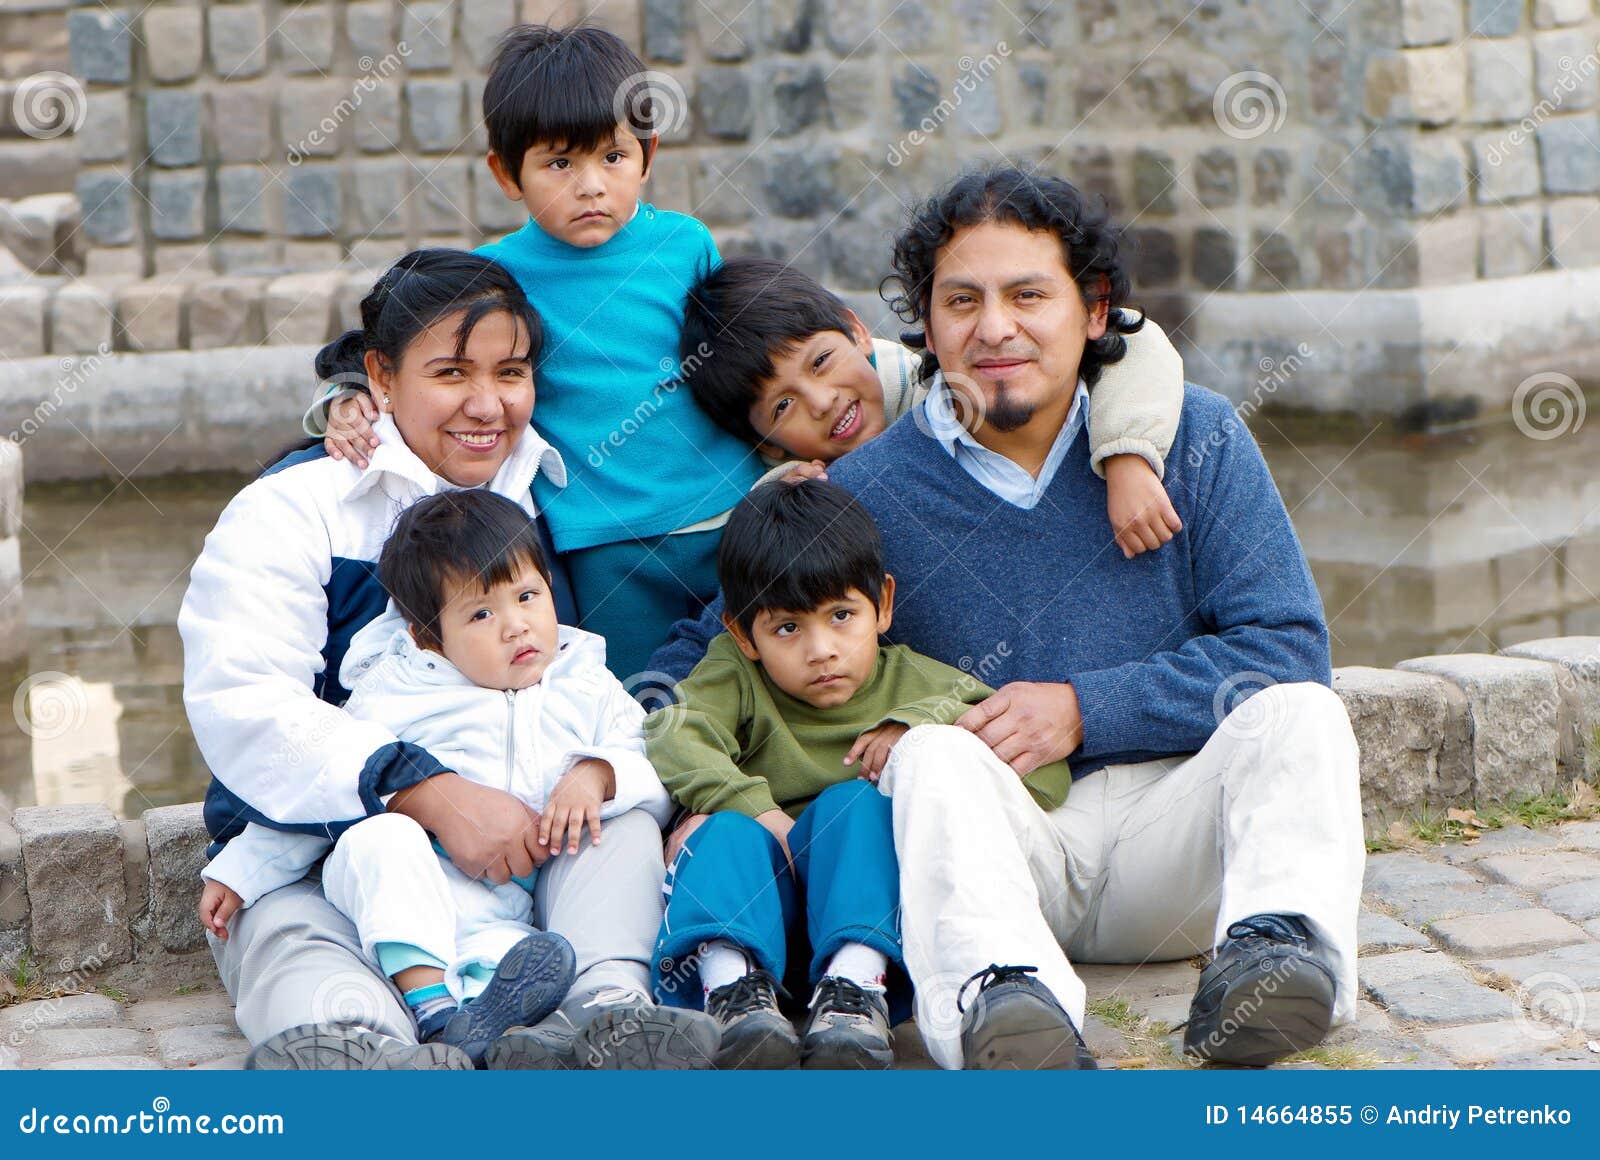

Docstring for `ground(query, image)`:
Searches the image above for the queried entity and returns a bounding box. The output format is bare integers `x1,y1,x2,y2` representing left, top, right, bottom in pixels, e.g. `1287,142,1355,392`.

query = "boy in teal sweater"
307,24,761,678
646,479,1087,1069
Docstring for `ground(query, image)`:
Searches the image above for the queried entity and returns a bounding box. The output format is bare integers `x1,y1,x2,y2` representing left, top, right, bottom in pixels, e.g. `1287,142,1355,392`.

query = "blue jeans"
653,779,909,1022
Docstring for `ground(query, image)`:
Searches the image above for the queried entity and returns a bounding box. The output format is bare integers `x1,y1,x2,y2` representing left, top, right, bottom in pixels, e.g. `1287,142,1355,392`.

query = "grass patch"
98,986,129,1003
0,950,85,1010
1086,995,1140,1030
1366,777,1600,853
1085,995,1193,1069
173,983,201,996
1282,1043,1381,1070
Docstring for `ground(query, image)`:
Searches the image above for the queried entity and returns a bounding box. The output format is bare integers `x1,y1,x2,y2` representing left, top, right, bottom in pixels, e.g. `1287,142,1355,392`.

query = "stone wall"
3,637,1598,975
1,0,1598,440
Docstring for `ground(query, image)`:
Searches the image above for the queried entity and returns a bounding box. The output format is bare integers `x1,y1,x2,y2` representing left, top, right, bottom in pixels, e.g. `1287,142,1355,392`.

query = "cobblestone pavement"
3,819,1598,1071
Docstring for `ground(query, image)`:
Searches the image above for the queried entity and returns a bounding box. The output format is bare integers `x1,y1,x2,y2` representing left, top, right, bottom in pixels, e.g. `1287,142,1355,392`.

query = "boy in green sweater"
647,479,1071,1069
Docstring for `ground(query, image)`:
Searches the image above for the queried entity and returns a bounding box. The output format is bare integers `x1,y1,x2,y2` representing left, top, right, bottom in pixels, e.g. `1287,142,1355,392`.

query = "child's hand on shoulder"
844,721,910,783
541,758,616,855
784,460,830,484
1104,453,1182,559
324,391,381,469
199,879,244,940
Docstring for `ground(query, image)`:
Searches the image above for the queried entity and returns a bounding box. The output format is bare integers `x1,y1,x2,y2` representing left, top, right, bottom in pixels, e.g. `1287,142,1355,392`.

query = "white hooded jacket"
204,613,670,906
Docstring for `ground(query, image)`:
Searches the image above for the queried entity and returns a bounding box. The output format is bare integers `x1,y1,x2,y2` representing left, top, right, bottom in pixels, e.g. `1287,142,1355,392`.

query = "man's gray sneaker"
957,964,1098,1070
1183,913,1336,1067
706,969,800,1069
799,976,892,1070
483,1008,582,1071
246,1023,471,1071
573,988,721,1070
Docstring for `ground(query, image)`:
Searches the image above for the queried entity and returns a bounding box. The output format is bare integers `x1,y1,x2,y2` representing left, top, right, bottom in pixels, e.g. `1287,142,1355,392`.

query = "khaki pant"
210,809,665,1046
879,682,1364,1070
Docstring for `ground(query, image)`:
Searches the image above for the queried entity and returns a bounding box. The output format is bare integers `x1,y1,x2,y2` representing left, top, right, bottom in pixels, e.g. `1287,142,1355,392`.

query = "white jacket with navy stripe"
179,412,581,863
202,616,671,906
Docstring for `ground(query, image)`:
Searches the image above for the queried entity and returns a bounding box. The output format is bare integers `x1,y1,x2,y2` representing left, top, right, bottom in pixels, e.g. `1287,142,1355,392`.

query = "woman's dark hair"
680,256,857,445
484,23,654,185
718,479,885,637
880,165,1145,387
313,248,544,401
379,490,552,650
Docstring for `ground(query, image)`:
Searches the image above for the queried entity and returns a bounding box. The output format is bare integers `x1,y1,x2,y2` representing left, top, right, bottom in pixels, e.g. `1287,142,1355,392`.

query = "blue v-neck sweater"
826,383,1332,777
648,383,1332,780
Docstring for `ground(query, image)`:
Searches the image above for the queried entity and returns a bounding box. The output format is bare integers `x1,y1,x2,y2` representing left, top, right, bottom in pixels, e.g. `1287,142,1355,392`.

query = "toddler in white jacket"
198,490,679,1065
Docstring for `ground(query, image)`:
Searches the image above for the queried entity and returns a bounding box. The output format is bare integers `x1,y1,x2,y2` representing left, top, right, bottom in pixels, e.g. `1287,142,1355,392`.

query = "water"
6,421,1598,817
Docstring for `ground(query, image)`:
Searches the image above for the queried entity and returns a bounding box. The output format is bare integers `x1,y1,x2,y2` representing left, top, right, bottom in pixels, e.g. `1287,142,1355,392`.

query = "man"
651,166,1363,1070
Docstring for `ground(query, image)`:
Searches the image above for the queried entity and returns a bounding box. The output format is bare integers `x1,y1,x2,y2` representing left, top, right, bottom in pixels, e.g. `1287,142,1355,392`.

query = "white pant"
210,808,664,1046
321,812,540,1002
879,682,1364,1070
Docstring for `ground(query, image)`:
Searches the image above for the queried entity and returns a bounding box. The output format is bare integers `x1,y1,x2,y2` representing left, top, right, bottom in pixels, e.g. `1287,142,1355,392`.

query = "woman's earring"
382,394,391,407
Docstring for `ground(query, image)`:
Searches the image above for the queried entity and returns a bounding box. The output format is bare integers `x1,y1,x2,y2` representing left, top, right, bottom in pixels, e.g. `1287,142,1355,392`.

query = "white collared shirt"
343,412,568,507
923,374,1090,509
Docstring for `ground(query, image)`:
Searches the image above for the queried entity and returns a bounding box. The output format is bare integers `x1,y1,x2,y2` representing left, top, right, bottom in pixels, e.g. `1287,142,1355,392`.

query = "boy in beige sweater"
676,255,1187,559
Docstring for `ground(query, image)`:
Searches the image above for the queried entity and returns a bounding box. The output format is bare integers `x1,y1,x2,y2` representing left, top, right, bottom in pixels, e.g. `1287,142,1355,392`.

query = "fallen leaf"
1385,821,1423,850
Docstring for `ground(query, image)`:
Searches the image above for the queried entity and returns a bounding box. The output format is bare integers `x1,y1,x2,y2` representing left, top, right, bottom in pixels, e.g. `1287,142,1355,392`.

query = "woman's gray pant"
209,809,665,1046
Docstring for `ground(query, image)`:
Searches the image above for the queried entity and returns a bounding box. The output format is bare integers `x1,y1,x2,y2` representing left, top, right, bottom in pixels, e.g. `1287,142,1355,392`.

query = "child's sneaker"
426,932,576,1066
798,976,892,1069
705,969,800,1069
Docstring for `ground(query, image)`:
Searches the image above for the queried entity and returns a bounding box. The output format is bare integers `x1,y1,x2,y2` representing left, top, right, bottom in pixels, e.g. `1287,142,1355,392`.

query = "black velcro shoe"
246,1023,471,1070
957,964,1098,1070
706,969,800,1069
1183,913,1337,1067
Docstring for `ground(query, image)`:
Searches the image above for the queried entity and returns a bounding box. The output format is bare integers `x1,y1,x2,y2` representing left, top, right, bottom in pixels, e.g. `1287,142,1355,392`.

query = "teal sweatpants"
562,526,722,681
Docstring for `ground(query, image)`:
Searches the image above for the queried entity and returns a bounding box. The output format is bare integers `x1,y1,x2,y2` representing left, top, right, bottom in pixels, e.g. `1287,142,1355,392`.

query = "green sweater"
646,634,1072,819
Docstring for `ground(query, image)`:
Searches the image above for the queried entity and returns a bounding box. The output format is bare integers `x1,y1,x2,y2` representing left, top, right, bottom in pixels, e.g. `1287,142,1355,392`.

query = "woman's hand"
199,880,244,940
389,773,546,884
1103,453,1182,559
324,392,381,468
540,758,616,855
844,721,909,782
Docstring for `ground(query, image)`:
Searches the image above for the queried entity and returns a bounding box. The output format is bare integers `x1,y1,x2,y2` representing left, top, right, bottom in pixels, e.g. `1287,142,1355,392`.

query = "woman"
181,251,689,1070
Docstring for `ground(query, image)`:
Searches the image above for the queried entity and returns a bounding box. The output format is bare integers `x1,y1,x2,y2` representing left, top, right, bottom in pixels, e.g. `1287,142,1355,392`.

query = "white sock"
826,942,888,991
699,939,751,1000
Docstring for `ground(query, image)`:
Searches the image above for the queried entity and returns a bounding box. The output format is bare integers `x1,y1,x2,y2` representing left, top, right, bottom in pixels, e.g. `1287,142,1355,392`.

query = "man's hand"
955,681,1082,776
754,808,796,871
199,880,244,940
664,812,708,865
389,773,545,884
844,721,910,782
540,758,616,855
1104,453,1182,559
324,392,381,468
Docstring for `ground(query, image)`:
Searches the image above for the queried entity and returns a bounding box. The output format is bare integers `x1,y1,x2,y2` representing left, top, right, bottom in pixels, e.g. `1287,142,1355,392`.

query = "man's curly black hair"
879,165,1145,386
